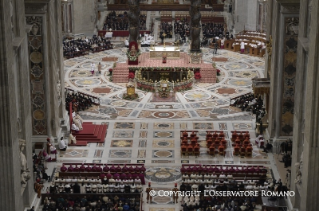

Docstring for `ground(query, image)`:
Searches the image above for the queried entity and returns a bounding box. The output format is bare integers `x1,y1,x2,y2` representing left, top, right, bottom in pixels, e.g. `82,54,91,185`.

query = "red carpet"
70,122,107,146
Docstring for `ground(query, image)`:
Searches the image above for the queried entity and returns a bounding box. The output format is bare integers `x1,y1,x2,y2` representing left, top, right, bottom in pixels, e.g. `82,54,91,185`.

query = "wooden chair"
219,131,225,138
240,147,246,157
206,138,213,147
221,138,227,148
233,144,240,156
187,145,193,156
193,144,200,157
246,146,252,157
218,145,225,156
182,131,188,138
214,139,220,146
207,146,215,157
191,138,198,146
181,144,188,157
206,131,213,139
238,132,244,141
231,131,237,142
235,137,241,145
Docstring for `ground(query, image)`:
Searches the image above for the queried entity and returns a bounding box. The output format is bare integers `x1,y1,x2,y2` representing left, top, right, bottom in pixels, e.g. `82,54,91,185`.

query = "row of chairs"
233,144,253,157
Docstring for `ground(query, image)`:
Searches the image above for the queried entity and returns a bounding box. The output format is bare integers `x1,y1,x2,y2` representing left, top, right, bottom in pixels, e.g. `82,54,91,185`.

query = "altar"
150,46,180,58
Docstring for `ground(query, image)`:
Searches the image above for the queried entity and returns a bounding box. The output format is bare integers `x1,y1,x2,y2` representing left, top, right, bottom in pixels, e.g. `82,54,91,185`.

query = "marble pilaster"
0,0,34,210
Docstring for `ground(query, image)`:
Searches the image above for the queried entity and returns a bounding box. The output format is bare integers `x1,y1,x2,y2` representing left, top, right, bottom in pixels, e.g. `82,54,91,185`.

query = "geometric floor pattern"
46,46,273,211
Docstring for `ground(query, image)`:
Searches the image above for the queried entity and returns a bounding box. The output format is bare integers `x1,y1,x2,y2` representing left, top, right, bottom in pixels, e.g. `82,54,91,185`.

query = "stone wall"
233,0,258,32
73,0,97,35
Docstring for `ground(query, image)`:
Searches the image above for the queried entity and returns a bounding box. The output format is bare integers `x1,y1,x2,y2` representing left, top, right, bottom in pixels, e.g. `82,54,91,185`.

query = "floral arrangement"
129,67,200,72
128,72,135,79
194,72,201,80
126,50,141,61
217,69,221,76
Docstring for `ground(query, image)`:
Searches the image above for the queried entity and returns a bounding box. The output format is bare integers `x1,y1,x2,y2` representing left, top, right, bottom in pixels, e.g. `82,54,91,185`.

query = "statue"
127,0,140,43
57,80,61,99
294,151,303,184
19,139,31,192
189,0,201,52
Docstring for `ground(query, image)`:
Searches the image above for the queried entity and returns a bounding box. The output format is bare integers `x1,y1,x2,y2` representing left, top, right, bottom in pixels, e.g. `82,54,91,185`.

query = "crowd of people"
159,21,173,43
42,195,141,211
65,90,99,113
202,22,225,38
139,14,147,30
181,195,259,211
63,35,113,58
230,94,264,114
103,11,129,31
174,19,190,43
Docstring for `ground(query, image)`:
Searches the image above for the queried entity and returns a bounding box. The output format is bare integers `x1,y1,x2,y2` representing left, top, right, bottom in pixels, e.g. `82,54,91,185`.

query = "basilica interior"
0,0,318,211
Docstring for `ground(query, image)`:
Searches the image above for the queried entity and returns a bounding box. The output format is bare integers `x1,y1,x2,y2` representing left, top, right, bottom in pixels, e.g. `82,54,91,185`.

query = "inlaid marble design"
114,122,135,129
140,122,148,129
228,79,252,87
63,149,88,158
184,91,211,101
233,123,253,130
151,160,175,163
145,167,181,182
112,131,134,138
181,160,189,163
224,62,251,70
94,150,103,158
74,79,101,86
139,131,148,138
137,160,145,163
107,160,131,164
138,140,147,147
116,109,133,117
229,70,259,78
70,69,92,78
219,123,227,130
153,131,174,138
152,111,176,118
180,123,188,129
137,149,146,158
111,140,133,147
153,122,174,129
195,160,220,164
152,150,174,158
152,140,175,148
109,150,132,158
111,100,127,107
211,107,229,115
193,123,214,129
151,187,174,204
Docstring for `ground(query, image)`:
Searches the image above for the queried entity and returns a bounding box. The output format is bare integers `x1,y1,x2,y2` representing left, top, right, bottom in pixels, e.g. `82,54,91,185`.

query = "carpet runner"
70,122,107,146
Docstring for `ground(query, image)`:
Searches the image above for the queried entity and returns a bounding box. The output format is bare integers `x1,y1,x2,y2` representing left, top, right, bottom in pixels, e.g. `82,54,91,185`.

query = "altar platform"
112,52,216,83
149,46,180,58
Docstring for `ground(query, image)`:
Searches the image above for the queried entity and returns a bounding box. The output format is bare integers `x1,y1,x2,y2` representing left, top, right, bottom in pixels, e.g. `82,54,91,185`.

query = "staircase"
70,122,108,146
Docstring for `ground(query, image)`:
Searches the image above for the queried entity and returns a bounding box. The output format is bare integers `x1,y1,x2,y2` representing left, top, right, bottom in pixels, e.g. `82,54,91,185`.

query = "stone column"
25,0,65,142
290,0,319,210
189,0,201,52
267,0,299,140
0,0,34,209
128,0,140,43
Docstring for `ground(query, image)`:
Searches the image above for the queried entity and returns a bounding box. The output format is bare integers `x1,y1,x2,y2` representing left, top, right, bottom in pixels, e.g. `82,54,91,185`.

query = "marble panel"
111,140,133,147
109,150,132,158
152,140,175,148
113,131,134,138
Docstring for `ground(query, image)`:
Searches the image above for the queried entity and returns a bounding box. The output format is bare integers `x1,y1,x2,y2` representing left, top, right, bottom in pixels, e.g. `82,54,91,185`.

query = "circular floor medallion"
153,111,175,118
75,79,101,86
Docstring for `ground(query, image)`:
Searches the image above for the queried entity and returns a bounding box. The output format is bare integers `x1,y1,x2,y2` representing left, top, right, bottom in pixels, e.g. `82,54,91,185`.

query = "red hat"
175,183,177,187
148,182,151,187
47,138,50,141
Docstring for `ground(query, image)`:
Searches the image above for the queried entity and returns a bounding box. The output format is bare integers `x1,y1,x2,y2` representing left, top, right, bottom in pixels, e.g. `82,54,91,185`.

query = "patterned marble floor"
64,46,265,121
45,47,278,211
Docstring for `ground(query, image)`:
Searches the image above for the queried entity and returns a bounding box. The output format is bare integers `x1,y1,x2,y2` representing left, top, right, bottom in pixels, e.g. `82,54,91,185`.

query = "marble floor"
42,46,283,211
